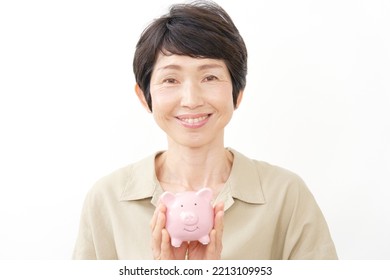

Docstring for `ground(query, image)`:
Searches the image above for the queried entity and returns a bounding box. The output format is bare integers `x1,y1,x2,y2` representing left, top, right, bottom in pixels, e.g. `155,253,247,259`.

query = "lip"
175,113,212,129
184,226,199,232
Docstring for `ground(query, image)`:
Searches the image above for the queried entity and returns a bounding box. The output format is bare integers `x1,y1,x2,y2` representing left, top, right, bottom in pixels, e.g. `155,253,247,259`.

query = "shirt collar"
119,148,266,209
119,151,164,204
222,148,266,208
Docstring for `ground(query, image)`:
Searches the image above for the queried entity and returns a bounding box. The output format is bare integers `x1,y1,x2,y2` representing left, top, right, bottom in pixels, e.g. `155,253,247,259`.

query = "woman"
73,1,338,260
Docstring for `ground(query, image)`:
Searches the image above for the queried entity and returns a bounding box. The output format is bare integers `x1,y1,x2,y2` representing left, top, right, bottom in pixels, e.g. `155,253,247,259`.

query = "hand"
187,202,224,260
150,204,187,259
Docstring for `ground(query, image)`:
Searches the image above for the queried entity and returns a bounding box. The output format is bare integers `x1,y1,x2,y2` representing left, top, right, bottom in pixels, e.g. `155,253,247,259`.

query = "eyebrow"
155,63,224,72
198,63,224,71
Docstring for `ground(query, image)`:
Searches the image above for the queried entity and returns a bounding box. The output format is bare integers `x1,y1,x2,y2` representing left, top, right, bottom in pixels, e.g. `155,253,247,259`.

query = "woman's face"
148,53,239,148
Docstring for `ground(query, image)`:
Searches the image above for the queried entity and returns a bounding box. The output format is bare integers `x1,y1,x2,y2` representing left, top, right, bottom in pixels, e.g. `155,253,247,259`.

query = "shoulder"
229,148,312,201
84,163,133,205
254,160,307,189
255,160,314,202
85,152,158,203
231,148,306,185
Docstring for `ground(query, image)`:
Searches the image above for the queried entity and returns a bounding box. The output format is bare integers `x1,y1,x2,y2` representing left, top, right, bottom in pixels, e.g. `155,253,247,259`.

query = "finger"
214,208,224,240
214,202,224,215
151,211,166,258
177,242,189,259
159,229,171,259
153,210,166,240
207,229,216,252
213,206,224,256
150,204,166,230
213,202,224,234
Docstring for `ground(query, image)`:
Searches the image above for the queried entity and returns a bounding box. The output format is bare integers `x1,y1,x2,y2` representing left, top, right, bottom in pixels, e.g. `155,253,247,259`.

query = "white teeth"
181,115,208,124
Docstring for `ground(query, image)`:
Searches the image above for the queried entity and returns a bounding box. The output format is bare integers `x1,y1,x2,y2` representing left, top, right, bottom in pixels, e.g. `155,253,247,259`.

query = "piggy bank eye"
180,205,183,207
194,203,197,206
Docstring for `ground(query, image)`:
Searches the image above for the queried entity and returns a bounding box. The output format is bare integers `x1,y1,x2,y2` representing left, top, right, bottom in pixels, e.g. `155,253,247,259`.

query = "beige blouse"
72,148,337,259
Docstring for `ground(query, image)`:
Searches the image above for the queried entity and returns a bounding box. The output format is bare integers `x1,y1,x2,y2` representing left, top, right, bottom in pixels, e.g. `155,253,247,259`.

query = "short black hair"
133,1,247,111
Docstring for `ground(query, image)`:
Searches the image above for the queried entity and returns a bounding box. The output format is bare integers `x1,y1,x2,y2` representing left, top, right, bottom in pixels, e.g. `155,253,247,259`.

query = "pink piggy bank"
160,188,214,247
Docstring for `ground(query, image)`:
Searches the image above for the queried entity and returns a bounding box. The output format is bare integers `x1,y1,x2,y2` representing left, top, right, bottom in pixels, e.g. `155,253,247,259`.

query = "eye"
162,78,178,84
203,75,218,82
194,203,197,206
180,204,183,207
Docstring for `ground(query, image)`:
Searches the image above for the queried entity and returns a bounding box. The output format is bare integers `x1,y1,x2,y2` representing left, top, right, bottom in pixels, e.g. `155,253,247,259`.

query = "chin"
182,138,221,150
166,128,224,149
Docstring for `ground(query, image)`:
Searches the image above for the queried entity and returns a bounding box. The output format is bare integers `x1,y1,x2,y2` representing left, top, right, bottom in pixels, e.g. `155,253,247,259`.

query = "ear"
196,188,213,202
160,192,176,206
234,90,244,109
135,84,152,113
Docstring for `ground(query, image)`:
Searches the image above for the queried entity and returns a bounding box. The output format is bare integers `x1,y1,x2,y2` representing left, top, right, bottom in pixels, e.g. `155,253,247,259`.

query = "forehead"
153,53,228,73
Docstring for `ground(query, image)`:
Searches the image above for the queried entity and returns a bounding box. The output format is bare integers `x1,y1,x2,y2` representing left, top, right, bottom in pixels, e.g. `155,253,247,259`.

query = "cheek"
208,90,235,113
206,84,234,105
150,88,178,111
150,92,178,127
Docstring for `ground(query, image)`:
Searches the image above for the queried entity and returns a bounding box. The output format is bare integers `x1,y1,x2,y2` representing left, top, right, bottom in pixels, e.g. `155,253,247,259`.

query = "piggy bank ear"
196,188,212,201
160,192,176,206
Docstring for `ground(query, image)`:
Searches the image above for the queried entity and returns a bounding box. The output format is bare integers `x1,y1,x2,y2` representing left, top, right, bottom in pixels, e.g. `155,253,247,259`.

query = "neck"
156,142,233,194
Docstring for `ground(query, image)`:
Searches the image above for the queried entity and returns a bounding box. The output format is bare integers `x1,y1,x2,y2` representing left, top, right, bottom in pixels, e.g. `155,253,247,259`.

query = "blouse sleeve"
72,191,97,260
282,178,338,260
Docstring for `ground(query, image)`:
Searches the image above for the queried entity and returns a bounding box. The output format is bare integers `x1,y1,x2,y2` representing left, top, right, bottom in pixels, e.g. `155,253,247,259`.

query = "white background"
0,0,389,260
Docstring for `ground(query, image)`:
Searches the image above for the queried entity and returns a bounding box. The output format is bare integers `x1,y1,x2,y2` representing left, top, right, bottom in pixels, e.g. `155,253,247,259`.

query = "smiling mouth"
178,115,209,124
184,227,199,232
176,114,212,128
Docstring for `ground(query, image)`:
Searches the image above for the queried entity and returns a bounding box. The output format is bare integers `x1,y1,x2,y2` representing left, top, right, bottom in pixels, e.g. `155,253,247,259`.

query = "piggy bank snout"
180,211,199,225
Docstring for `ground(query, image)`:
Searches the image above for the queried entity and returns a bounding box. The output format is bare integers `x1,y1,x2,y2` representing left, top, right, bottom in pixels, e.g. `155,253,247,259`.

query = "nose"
180,81,204,109
180,211,199,226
